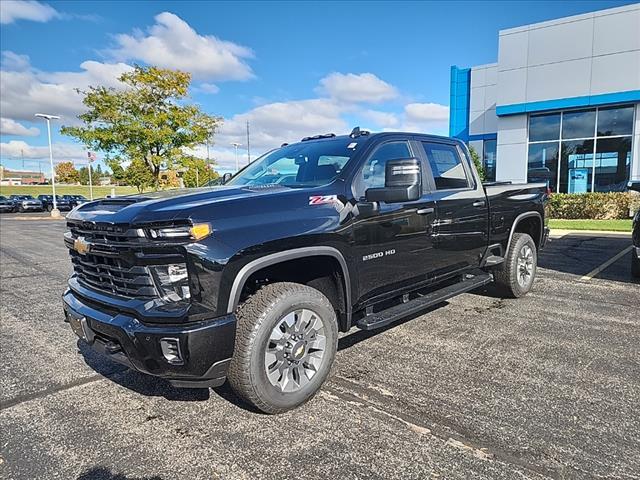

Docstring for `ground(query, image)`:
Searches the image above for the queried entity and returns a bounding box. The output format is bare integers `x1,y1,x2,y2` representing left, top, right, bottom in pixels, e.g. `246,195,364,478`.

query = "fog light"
160,338,183,365
150,263,190,302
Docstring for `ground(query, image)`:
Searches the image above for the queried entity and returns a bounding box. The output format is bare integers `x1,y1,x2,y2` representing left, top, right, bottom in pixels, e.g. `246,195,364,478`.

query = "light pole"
35,113,61,217
231,142,242,173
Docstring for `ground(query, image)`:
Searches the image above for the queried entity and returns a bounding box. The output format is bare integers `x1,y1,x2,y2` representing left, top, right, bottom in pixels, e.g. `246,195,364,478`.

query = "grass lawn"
549,219,633,232
0,185,141,198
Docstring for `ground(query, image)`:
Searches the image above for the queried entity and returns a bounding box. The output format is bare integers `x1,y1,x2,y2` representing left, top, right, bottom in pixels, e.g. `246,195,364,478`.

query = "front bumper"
62,288,236,388
21,204,43,211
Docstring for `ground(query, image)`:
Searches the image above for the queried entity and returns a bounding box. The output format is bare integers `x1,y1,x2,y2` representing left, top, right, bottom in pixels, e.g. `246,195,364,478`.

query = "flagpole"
88,161,93,200
87,151,95,200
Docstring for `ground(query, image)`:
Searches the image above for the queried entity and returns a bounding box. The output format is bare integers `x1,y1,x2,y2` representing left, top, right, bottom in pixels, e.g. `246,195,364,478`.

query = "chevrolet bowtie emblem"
74,236,90,255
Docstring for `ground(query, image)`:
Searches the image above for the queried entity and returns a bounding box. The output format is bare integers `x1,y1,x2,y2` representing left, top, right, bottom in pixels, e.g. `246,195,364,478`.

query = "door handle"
416,207,434,215
472,200,486,207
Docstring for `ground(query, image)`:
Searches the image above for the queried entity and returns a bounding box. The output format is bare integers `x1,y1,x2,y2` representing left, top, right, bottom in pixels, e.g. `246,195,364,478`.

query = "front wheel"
228,282,338,414
494,232,537,298
47,205,53,212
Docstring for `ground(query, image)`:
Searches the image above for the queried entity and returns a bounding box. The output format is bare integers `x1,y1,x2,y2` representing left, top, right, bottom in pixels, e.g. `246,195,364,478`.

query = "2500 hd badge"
363,249,396,262
62,127,549,414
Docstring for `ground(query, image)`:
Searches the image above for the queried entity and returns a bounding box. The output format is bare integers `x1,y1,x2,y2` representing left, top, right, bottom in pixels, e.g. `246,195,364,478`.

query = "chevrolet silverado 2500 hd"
63,129,549,413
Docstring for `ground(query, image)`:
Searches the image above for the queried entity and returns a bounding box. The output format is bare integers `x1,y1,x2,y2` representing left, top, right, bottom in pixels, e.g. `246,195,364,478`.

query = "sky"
0,0,635,174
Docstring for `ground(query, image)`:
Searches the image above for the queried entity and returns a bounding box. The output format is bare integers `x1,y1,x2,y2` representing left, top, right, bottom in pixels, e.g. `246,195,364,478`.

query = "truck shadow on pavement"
539,234,638,284
77,340,211,403
77,467,163,480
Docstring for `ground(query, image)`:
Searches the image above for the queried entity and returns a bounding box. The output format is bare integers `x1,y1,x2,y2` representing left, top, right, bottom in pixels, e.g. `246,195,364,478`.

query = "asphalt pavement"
0,215,638,480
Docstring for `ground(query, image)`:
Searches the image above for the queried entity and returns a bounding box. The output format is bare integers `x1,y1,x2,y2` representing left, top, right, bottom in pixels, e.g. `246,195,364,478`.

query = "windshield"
226,139,354,188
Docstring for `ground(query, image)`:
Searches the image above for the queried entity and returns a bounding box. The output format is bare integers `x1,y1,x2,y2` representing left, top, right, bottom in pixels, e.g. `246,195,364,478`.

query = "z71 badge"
308,195,339,206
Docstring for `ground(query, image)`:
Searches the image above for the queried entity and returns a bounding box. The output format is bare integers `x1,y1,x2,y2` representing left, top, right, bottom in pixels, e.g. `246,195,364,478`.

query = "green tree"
55,161,79,184
106,157,126,185
125,158,155,193
78,164,103,185
180,156,218,188
61,65,221,189
468,145,485,182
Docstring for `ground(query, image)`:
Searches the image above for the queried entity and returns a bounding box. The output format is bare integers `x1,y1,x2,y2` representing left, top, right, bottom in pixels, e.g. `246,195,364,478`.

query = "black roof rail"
301,133,336,142
350,126,370,138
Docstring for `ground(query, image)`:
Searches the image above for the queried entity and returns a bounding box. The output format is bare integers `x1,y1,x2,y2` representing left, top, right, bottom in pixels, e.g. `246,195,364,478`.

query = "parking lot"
0,215,638,480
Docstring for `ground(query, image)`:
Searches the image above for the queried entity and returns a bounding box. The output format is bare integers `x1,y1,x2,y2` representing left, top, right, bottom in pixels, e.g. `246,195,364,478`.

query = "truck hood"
67,185,297,225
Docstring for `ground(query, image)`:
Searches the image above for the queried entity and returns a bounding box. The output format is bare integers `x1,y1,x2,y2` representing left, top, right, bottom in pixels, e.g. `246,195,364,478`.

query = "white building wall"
469,63,498,137
496,4,640,107
496,114,528,182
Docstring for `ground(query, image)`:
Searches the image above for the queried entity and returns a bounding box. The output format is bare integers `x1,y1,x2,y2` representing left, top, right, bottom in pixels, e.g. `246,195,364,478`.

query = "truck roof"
298,130,462,146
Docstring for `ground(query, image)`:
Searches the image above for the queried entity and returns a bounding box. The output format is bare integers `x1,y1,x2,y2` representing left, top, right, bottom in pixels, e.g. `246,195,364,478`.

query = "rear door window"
421,142,470,190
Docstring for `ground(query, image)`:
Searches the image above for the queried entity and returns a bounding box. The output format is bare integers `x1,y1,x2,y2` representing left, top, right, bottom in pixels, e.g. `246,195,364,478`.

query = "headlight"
146,222,211,241
150,263,190,302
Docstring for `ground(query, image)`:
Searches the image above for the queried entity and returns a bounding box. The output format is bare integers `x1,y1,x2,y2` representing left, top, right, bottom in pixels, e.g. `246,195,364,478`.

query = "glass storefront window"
597,106,634,137
527,142,559,190
483,139,496,182
529,113,561,142
527,104,635,193
561,139,594,193
594,137,632,192
562,109,596,139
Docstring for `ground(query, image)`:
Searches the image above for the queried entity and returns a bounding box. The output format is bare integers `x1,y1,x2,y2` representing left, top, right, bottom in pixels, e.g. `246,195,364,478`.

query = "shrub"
547,192,636,220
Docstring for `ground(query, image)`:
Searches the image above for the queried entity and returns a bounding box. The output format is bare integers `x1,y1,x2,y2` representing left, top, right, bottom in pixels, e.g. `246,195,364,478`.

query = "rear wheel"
47,205,53,212
18,205,24,213
228,282,338,414
494,232,537,298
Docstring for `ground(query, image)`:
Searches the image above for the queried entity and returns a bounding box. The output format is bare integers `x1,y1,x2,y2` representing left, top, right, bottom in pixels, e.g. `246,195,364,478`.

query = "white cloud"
0,118,39,136
317,72,398,104
0,1,59,24
404,103,449,123
197,82,220,94
362,110,399,128
0,52,132,122
107,12,254,81
1,140,87,161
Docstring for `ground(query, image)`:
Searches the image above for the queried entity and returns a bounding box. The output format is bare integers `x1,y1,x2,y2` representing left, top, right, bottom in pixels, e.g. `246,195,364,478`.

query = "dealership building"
450,3,640,192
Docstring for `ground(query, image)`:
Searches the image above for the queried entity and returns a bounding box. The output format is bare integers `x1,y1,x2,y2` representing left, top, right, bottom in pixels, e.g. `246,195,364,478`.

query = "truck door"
418,141,488,276
350,140,437,304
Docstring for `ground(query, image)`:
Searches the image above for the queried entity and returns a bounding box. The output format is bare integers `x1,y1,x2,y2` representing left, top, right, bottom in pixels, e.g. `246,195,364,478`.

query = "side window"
361,141,411,191
422,142,470,190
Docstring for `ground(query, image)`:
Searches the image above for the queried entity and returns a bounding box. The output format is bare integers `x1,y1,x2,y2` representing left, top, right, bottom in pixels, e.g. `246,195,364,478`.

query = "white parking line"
580,245,633,281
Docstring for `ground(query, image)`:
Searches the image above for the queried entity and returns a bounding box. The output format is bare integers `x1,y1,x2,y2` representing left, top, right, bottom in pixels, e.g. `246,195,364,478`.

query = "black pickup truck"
63,129,549,413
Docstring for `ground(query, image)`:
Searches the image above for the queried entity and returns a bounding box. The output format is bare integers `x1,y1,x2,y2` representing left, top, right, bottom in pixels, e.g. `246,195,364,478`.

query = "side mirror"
221,172,233,184
365,158,421,203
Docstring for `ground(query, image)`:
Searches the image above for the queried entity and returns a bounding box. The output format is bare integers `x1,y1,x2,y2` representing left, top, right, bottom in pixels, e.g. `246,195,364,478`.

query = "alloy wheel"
264,309,327,393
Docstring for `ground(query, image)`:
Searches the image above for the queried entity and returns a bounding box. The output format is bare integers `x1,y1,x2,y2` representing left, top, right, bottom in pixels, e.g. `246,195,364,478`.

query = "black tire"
228,282,338,414
18,205,24,213
494,232,537,298
631,250,640,278
47,205,53,212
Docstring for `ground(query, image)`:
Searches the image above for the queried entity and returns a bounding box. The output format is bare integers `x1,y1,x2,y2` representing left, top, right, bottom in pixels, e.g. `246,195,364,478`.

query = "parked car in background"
9,195,43,212
38,195,73,212
629,181,640,278
0,195,17,213
62,195,89,208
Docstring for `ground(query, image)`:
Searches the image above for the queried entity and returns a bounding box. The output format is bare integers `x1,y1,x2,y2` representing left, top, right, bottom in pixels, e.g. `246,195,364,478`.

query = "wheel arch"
226,246,352,329
507,212,543,253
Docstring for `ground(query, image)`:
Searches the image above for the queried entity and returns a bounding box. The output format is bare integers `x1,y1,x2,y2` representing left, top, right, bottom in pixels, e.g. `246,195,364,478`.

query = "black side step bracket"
355,271,493,331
